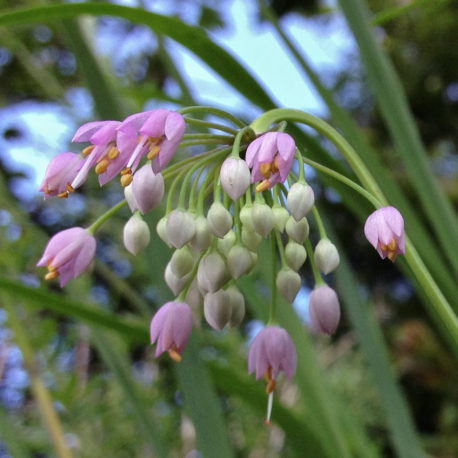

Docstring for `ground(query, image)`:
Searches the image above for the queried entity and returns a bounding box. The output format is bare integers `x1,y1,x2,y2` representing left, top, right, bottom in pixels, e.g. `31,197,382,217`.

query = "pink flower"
246,132,295,192
39,152,84,199
71,120,123,187
364,206,405,261
128,164,164,214
37,227,96,287
309,285,341,335
117,109,186,184
150,301,193,362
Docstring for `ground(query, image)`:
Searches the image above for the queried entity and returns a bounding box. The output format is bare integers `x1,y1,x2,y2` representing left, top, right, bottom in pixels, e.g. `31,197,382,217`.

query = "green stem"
4,302,73,458
189,164,211,212
305,240,324,286
167,167,188,213
268,233,278,325
178,106,247,128
87,200,127,234
295,149,306,182
230,126,255,157
182,133,233,142
274,230,287,268
180,139,232,147
197,165,219,215
178,250,208,300
312,207,327,239
183,117,238,135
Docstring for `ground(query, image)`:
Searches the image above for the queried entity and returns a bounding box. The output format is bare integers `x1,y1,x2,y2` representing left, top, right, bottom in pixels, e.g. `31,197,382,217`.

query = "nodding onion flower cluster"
37,106,405,424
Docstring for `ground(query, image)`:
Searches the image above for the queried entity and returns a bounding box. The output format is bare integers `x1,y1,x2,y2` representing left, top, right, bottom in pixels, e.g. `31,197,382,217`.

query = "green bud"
204,290,231,330
241,226,262,251
285,240,307,271
123,213,150,255
276,268,301,303
189,215,213,252
227,244,252,279
314,239,340,274
273,206,290,232
226,286,245,327
252,202,274,238
207,202,232,238
217,230,236,257
170,246,194,278
285,216,309,244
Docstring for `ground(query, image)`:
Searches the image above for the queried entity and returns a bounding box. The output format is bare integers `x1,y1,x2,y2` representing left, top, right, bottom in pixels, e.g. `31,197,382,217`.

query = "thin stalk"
182,133,233,142
87,200,127,234
312,207,327,239
184,117,238,135
179,106,247,128
197,166,220,215
305,240,324,286
268,233,278,324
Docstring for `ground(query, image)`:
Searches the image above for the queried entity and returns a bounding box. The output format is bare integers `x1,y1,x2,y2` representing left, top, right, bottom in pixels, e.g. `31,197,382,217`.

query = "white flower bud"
189,215,213,252
164,262,190,296
252,202,274,238
166,209,196,248
276,268,301,303
273,206,290,232
220,157,251,200
217,230,236,257
124,183,137,212
241,226,262,252
123,213,150,255
287,183,315,221
285,240,307,271
156,216,172,247
204,290,231,330
170,246,194,278
226,286,245,327
197,252,229,293
240,205,254,231
314,239,340,274
227,244,252,279
286,216,309,244
207,202,232,238
131,164,164,214
185,278,202,310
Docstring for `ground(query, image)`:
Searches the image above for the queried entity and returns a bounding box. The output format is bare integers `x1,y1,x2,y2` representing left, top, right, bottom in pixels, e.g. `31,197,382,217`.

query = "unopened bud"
204,290,231,330
124,183,137,212
285,216,309,244
273,207,289,232
189,215,213,252
166,209,196,248
220,157,251,200
217,230,236,257
287,183,315,221
309,285,341,335
314,239,340,274
156,216,172,247
185,278,202,309
240,205,254,231
227,244,252,279
276,268,301,303
170,246,194,278
285,241,307,271
252,202,274,238
207,202,232,238
226,286,245,327
123,213,150,255
130,164,164,214
164,262,189,296
241,226,262,252
197,252,229,293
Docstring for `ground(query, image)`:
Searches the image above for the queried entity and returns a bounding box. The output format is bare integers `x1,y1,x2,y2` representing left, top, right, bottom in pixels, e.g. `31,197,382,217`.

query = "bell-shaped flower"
246,132,295,192
71,120,123,187
150,301,193,362
309,285,341,335
39,152,84,199
126,164,164,214
364,206,405,261
123,213,150,255
117,109,186,185
220,157,251,200
37,227,96,287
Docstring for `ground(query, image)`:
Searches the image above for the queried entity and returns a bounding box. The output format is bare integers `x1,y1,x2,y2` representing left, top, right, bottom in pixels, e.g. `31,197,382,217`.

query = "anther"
43,184,50,194
45,271,59,281
81,145,95,157
256,180,270,193
120,167,131,176
57,191,68,198
147,145,161,160
107,146,119,159
266,379,276,394
387,239,397,251
95,158,109,174
168,347,182,363
271,156,279,174
259,162,272,179
120,173,133,187
66,184,74,193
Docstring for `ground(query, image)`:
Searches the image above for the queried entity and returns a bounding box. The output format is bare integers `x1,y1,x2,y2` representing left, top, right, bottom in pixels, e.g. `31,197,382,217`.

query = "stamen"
107,146,119,160
271,156,279,174
266,379,276,394
387,239,397,251
168,346,182,362
120,167,131,176
66,184,74,193
43,184,50,194
387,251,397,261
45,271,59,281
57,191,68,198
256,180,270,193
259,162,272,179
120,173,133,187
81,145,95,157
95,158,109,174
147,145,161,160
264,392,273,426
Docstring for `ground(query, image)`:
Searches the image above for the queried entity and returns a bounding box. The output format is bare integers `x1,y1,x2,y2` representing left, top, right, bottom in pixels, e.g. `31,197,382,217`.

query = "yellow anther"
120,167,131,176
45,271,59,281
66,184,74,193
168,348,182,363
266,379,276,394
95,158,109,174
256,180,270,193
147,145,161,160
387,239,397,251
107,146,119,159
57,191,68,198
264,419,271,427
259,162,272,179
387,251,396,261
81,145,95,157
271,156,279,174
120,173,133,187
43,184,50,194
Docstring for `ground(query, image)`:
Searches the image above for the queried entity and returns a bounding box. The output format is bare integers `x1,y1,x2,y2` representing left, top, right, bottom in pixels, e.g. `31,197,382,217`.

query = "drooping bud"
285,241,307,271
227,244,252,279
217,230,236,257
276,268,301,303
204,290,231,330
285,216,309,244
252,202,274,238
185,278,202,310
241,226,262,252
220,157,251,200
166,209,196,248
123,213,150,255
197,252,229,293
170,246,194,278
240,204,255,231
130,164,164,214
207,202,232,238
124,183,137,212
156,216,172,247
272,207,290,232
189,215,213,252
314,239,340,274
309,285,341,335
287,183,315,222
164,262,190,296
226,286,245,327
